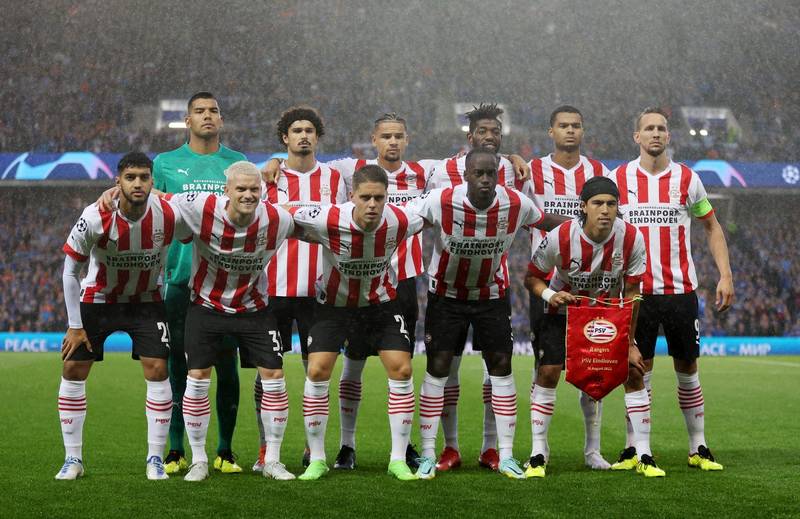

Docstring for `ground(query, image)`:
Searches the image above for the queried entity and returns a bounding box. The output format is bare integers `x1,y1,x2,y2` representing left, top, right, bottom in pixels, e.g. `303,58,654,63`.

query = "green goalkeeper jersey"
153,142,247,287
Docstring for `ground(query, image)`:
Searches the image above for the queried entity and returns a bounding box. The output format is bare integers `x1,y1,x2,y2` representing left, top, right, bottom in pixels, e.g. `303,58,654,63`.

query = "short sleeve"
528,227,559,278
687,172,713,218
520,195,545,227
405,190,438,225
63,207,101,261
166,191,212,236
625,230,647,283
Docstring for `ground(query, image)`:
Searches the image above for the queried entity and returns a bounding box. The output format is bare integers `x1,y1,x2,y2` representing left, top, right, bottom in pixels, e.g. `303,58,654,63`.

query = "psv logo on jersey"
583,318,618,344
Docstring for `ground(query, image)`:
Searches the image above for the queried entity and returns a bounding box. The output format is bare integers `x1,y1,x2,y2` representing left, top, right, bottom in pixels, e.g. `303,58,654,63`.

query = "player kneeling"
57,153,175,481
525,177,665,478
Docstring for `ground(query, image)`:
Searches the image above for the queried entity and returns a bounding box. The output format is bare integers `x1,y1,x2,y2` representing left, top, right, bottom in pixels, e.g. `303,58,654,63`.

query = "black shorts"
536,313,567,366
423,293,513,354
184,304,283,370
307,300,412,357
265,296,317,355
529,293,546,353
72,302,171,362
344,278,419,360
635,292,700,361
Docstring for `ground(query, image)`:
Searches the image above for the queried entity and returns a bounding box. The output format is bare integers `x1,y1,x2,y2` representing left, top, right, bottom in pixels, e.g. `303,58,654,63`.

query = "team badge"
385,237,397,251
669,187,681,202
583,318,618,344
152,230,164,245
257,232,267,247
612,251,623,267
320,185,331,198
406,174,416,184
497,216,508,231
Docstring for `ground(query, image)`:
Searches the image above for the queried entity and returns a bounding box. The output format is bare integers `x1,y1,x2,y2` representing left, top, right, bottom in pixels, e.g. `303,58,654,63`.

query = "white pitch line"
726,358,800,368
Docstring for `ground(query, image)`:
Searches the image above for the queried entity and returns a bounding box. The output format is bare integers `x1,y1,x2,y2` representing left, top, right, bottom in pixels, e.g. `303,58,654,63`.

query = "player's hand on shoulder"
261,158,282,184
509,154,531,181
62,328,91,361
96,187,120,212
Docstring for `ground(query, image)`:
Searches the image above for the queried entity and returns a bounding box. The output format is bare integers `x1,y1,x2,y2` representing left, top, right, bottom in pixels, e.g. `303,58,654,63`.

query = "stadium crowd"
1,1,798,161
1,187,796,338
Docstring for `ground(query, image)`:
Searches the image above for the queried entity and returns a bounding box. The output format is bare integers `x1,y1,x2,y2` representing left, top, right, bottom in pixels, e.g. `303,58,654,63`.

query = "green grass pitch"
1,353,797,518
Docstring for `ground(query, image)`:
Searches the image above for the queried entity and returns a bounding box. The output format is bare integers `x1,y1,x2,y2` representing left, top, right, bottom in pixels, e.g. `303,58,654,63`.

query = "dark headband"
580,176,619,202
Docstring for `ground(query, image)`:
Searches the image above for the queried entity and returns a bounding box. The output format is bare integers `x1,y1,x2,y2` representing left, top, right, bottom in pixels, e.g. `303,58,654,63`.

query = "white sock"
490,374,517,460
625,370,652,448
481,361,497,453
388,378,415,462
303,378,330,462
676,371,707,453
441,355,461,451
261,377,289,463
624,389,652,457
419,373,447,458
339,357,365,449
145,379,172,460
530,385,556,460
579,391,602,456
182,377,211,464
58,378,87,460
254,374,266,447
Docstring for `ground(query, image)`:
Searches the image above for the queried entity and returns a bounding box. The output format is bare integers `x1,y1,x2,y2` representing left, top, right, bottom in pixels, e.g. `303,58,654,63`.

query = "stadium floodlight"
699,129,709,136
156,99,188,131
690,129,697,136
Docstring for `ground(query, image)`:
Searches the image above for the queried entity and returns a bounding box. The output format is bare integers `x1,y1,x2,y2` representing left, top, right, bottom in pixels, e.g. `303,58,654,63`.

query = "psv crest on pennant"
583,318,618,344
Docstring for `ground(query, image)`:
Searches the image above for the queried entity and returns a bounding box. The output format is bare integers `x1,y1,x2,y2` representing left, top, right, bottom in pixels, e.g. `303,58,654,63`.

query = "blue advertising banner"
3,332,799,356
2,153,799,188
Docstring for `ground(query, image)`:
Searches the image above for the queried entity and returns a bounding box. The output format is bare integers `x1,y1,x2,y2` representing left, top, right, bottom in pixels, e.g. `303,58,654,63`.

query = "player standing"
527,106,612,469
324,113,431,470
168,162,296,481
153,92,248,475
426,104,534,472
291,165,424,481
610,107,734,471
251,106,348,471
410,148,559,480
525,176,664,478
57,153,176,480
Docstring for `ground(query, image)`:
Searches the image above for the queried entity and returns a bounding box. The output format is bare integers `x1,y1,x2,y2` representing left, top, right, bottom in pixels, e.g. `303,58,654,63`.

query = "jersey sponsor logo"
583,319,618,344
336,258,389,277
625,205,680,225
543,199,582,216
446,237,505,256
182,182,225,194
76,218,88,233
106,251,162,269
209,252,267,272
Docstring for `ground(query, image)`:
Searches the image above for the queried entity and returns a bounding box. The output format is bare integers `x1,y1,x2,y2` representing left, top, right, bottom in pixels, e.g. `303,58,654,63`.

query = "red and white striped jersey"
326,157,434,280
291,202,424,307
264,162,347,297
409,184,544,300
169,192,295,313
529,154,610,251
62,195,179,304
529,218,646,314
614,158,713,295
427,155,533,196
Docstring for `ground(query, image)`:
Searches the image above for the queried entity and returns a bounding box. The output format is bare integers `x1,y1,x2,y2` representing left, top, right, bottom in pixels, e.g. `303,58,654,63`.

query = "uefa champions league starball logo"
782,165,800,185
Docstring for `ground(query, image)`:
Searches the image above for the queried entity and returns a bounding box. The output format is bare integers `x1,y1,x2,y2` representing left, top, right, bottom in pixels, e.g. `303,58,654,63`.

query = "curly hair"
276,106,325,147
465,103,504,133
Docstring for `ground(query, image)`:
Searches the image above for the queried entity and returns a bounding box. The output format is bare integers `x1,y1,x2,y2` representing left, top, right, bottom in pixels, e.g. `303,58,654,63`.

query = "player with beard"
251,106,348,472
527,106,613,470
609,107,733,472
57,153,176,481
